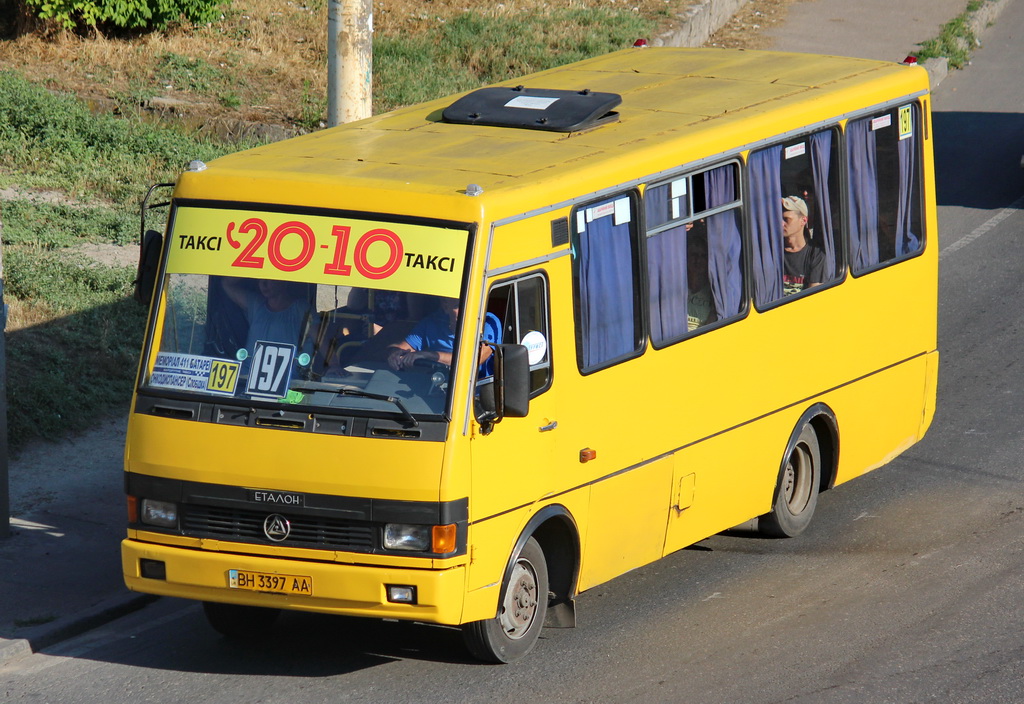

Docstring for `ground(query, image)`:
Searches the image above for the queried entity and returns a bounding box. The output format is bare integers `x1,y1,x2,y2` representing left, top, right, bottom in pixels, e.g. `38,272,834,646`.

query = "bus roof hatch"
441,86,621,133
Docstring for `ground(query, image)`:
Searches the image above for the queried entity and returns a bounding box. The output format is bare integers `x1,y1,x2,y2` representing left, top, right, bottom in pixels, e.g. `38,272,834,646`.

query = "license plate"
228,569,313,595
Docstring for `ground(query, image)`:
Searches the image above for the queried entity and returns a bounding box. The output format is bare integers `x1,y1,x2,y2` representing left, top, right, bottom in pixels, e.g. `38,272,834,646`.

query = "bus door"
466,272,558,588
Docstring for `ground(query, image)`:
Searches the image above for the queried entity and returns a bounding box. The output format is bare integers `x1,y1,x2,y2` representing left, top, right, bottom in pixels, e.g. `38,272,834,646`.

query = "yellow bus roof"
175,47,929,220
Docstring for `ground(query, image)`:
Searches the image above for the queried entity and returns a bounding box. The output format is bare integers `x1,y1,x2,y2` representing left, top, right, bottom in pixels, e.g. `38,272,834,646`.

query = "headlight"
140,499,178,528
383,523,430,551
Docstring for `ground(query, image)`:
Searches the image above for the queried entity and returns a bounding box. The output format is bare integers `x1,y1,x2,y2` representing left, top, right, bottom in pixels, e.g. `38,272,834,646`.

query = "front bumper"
122,538,467,625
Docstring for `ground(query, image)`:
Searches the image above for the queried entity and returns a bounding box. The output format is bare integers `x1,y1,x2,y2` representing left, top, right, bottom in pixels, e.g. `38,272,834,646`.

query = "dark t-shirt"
783,244,826,295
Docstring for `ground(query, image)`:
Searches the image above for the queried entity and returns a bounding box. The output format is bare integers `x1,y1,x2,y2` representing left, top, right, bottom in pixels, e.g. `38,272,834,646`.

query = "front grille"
182,504,376,552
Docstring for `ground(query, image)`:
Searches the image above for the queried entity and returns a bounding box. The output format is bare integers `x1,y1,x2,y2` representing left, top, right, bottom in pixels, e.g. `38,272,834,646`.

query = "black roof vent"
441,86,622,132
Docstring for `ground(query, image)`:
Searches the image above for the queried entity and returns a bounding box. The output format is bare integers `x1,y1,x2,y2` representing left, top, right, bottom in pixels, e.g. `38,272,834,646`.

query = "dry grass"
0,0,709,129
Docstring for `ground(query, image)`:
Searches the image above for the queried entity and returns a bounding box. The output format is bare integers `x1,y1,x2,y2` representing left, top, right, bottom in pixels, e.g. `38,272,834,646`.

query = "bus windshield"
142,203,472,419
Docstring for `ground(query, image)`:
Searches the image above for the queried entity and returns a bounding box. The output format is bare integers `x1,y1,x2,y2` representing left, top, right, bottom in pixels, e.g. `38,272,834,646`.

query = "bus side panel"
827,353,932,486
663,413,791,555
576,455,672,592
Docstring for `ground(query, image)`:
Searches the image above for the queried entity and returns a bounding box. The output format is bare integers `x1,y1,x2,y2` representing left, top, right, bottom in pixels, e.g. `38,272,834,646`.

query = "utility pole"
327,0,373,127
0,214,9,539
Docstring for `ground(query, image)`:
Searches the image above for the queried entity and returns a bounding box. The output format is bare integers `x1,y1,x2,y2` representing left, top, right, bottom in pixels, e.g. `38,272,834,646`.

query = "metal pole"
0,214,9,539
327,0,373,127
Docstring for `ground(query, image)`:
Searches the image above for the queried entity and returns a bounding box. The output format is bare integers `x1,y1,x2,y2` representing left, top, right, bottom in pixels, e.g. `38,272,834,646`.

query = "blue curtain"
645,186,689,343
809,131,837,279
577,198,637,368
747,146,784,306
848,119,880,272
895,129,920,256
704,166,743,317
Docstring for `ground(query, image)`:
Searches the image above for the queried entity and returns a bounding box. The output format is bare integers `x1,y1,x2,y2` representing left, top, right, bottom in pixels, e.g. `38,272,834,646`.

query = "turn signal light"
432,524,457,553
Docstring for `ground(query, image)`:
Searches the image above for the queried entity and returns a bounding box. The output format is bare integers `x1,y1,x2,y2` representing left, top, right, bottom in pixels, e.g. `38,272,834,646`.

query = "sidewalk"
0,0,1015,669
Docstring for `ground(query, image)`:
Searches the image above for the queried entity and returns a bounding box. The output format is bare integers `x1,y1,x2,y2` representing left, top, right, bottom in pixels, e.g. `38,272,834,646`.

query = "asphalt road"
3,4,1024,703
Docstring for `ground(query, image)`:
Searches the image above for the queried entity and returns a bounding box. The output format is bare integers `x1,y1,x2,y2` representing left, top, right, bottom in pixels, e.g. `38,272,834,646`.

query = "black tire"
462,537,549,663
759,424,820,538
202,601,280,639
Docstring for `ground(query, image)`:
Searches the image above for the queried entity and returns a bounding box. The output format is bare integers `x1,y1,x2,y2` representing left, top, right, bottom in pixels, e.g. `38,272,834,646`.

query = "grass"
914,0,986,69
0,70,245,451
374,10,656,112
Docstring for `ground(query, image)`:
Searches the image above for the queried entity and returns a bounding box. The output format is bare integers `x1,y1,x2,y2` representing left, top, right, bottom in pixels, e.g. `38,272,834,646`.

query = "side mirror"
134,229,163,305
477,343,530,431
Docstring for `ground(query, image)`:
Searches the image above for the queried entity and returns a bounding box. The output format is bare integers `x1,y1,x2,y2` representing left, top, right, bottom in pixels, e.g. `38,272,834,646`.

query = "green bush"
22,0,226,31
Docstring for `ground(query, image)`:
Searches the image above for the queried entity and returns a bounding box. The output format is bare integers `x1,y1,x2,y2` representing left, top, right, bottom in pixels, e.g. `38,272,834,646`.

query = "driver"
387,297,501,372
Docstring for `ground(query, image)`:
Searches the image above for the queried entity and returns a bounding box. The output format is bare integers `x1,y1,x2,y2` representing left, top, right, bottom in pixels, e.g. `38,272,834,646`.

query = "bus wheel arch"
760,404,838,538
461,505,579,662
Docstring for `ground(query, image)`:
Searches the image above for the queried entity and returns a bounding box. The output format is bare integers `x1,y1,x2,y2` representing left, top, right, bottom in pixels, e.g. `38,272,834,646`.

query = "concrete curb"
655,0,751,47
0,593,156,668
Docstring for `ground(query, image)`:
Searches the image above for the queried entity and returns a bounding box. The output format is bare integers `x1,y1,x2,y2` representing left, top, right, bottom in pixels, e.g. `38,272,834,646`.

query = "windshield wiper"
334,387,419,428
291,381,419,427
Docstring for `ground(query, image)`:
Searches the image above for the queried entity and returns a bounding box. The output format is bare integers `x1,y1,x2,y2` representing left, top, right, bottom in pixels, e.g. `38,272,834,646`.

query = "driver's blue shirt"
405,310,502,374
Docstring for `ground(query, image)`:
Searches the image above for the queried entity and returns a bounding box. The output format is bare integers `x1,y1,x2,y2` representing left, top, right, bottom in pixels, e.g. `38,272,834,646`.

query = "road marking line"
940,195,1024,260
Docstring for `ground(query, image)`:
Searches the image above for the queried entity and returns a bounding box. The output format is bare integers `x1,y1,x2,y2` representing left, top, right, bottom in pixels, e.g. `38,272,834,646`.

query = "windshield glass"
143,203,472,418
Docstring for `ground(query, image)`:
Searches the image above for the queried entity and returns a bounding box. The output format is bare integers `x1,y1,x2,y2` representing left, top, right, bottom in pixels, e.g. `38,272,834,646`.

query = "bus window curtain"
747,146,783,306
896,129,920,256
645,186,689,343
809,130,837,279
848,119,880,271
647,225,689,344
577,200,637,368
704,166,743,317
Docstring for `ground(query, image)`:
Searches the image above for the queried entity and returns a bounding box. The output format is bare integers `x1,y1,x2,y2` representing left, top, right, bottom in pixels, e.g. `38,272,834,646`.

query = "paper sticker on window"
505,96,559,110
785,143,806,159
898,105,913,140
521,330,548,365
587,202,616,222
871,114,892,131
150,352,237,395
670,179,687,198
613,198,631,226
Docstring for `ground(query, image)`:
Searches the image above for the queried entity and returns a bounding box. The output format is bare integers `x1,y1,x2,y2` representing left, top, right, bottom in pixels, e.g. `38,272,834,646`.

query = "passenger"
685,223,716,330
387,297,501,372
781,195,826,295
222,278,316,356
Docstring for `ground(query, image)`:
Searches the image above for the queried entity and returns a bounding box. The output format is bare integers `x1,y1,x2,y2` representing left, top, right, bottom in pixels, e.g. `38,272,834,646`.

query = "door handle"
539,420,558,432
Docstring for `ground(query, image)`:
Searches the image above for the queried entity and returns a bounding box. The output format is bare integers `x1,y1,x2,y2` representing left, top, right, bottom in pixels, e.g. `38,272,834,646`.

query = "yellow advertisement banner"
167,206,468,297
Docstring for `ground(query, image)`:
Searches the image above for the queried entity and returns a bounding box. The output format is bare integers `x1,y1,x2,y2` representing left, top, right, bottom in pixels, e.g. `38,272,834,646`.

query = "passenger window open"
481,274,552,396
748,127,843,307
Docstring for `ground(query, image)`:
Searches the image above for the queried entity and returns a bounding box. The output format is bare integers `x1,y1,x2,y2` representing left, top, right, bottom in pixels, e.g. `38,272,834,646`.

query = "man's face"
441,299,460,331
258,279,286,298
782,210,807,239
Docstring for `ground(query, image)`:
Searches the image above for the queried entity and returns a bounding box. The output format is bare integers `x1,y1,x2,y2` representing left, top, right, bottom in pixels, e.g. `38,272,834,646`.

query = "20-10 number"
228,218,404,280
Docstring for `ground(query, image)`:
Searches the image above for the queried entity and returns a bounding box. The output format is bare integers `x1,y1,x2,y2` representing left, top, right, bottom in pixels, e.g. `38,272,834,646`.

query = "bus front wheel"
462,537,549,663
760,424,820,538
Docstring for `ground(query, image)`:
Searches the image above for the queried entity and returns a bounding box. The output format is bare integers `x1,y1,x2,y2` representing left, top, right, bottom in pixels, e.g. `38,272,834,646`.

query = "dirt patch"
708,0,795,49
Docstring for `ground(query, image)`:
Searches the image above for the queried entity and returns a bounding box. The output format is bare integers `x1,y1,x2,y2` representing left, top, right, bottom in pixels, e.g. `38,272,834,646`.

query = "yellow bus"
122,46,938,662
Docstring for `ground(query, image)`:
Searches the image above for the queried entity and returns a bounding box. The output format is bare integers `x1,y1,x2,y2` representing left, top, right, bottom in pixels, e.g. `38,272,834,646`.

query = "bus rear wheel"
462,537,549,663
202,601,280,638
760,424,820,538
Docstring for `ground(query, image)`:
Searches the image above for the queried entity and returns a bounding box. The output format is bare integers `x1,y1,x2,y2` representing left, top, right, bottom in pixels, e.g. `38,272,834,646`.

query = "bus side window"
572,192,643,372
847,104,924,273
645,163,744,347
482,273,552,396
748,127,843,306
